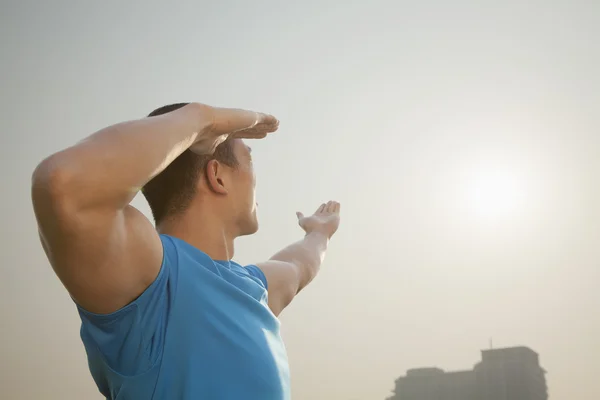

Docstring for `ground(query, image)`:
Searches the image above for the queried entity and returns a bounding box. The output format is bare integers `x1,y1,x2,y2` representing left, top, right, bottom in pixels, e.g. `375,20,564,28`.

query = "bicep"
255,260,301,316
36,203,163,314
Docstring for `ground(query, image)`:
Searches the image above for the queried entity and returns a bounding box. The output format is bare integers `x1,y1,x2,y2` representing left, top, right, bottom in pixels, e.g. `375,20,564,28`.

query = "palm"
297,201,341,238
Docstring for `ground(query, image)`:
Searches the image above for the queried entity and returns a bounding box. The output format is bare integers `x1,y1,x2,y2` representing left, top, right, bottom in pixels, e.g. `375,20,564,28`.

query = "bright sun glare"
466,167,526,220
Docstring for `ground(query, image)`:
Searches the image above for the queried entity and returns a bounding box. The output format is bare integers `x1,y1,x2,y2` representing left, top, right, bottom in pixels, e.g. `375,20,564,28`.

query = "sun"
466,167,526,221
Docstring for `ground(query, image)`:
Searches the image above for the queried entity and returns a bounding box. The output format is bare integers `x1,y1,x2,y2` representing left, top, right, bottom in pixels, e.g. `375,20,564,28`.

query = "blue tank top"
77,235,290,399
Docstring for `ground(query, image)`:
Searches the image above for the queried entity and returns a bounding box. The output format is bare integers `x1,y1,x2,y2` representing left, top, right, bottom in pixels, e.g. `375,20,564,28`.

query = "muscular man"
31,102,341,399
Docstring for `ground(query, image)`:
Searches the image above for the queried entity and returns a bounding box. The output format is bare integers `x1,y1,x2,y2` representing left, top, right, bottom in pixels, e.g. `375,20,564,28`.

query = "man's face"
228,139,258,236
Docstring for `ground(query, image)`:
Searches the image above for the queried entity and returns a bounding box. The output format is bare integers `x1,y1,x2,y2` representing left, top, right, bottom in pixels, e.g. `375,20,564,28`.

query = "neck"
158,208,236,261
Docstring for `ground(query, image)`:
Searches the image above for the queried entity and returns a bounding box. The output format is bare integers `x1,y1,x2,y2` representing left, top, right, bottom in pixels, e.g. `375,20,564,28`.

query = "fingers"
258,113,279,127
316,203,326,214
233,125,272,139
296,211,304,220
233,124,279,140
210,107,279,138
326,201,340,213
315,201,340,214
325,201,335,213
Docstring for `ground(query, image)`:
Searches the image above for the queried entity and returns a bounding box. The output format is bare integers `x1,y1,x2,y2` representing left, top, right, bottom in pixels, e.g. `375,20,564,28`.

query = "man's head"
142,103,259,237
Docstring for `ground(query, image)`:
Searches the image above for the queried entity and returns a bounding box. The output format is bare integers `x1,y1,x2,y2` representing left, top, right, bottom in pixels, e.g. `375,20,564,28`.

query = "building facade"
388,347,548,400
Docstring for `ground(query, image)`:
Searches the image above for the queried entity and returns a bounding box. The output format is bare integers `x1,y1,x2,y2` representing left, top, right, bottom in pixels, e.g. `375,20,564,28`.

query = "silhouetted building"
391,368,478,400
475,347,548,400
387,346,547,400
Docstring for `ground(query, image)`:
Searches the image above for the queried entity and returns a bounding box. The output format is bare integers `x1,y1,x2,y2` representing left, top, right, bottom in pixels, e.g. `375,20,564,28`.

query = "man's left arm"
256,201,340,316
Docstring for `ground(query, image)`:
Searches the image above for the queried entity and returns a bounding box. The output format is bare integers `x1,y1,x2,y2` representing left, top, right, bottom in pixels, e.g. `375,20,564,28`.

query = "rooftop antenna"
489,337,493,349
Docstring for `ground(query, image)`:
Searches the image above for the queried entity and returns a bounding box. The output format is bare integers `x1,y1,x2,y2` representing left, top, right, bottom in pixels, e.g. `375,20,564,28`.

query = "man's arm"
32,103,277,314
257,201,340,316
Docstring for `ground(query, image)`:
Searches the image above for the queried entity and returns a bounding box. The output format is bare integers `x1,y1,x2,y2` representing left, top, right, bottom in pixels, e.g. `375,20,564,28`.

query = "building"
475,347,548,400
391,368,478,400
387,346,548,400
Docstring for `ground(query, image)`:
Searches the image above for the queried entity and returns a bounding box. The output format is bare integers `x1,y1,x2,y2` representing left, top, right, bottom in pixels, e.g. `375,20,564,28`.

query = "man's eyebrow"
247,145,252,153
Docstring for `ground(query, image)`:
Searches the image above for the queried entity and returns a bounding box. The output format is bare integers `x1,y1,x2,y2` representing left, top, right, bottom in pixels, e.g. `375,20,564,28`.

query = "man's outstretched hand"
257,201,340,315
191,104,279,155
296,201,341,239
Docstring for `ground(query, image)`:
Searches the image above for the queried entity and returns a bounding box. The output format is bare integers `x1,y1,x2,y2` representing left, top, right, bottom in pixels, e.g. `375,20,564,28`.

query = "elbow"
31,155,76,210
291,260,319,293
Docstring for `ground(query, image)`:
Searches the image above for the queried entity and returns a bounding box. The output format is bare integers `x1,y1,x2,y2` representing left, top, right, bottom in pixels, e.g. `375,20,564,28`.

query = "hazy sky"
1,1,599,399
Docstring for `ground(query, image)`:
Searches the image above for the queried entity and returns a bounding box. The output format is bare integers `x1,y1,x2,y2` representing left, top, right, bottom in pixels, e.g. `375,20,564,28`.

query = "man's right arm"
31,103,277,314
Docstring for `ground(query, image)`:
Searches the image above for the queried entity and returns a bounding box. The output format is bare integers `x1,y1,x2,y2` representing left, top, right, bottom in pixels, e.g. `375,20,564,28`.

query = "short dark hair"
141,103,238,224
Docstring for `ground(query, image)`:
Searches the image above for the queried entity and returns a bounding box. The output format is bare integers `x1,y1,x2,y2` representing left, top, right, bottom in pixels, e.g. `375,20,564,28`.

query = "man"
31,102,341,399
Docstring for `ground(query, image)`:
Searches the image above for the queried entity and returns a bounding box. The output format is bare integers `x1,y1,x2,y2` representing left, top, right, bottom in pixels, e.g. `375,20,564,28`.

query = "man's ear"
205,159,228,195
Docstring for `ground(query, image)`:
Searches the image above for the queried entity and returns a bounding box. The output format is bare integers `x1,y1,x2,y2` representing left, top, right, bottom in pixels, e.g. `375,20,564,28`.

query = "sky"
1,1,599,399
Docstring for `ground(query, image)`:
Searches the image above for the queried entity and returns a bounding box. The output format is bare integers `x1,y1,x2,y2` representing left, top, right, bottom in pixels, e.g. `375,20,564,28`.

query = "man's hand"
257,200,341,316
296,201,341,239
190,106,279,155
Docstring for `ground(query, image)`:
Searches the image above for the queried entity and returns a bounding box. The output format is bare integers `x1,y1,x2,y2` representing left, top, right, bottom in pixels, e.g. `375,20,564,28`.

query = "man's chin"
239,221,259,237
